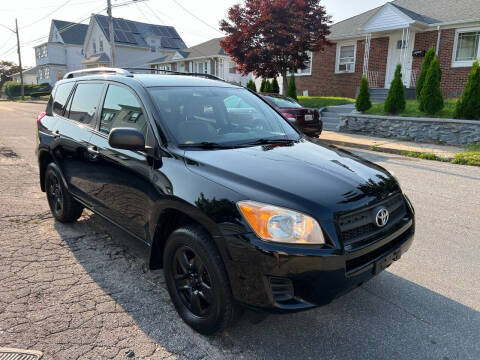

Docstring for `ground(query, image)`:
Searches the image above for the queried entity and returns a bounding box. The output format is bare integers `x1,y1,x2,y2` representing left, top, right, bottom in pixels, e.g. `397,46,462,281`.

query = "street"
0,101,479,359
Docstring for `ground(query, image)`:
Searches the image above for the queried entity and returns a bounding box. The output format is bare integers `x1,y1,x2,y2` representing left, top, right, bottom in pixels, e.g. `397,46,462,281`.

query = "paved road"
1,101,479,359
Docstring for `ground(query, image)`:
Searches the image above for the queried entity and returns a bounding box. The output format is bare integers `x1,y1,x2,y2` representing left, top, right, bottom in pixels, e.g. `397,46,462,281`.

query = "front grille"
338,193,407,245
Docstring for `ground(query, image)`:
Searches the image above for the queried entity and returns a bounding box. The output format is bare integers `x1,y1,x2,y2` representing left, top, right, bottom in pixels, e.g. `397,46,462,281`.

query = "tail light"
283,113,296,121
37,112,46,123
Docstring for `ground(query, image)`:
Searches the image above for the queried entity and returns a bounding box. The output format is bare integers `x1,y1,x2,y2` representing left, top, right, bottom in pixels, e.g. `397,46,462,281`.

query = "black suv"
36,68,415,334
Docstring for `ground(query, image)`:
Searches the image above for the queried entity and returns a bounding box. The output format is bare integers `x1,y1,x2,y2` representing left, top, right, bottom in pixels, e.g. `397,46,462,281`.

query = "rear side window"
67,83,104,127
99,84,147,135
53,82,74,115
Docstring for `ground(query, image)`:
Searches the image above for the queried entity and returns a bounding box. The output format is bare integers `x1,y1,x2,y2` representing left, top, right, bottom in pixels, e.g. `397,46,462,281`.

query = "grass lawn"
453,143,480,166
297,96,355,108
364,99,458,118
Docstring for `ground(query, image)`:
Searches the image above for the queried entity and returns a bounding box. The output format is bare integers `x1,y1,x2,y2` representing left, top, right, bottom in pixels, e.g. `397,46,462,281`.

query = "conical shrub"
263,79,272,92
416,47,436,108
384,64,406,114
454,60,480,119
356,76,372,112
260,78,267,92
420,57,444,115
271,78,280,94
287,74,297,100
246,79,257,92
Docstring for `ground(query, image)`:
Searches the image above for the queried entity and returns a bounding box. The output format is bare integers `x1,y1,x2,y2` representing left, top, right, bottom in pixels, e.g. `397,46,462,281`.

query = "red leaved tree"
220,0,331,94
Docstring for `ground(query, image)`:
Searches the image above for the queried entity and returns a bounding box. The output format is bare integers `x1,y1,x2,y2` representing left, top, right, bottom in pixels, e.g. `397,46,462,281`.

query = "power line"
136,2,155,24
142,2,166,25
169,0,223,35
22,0,74,30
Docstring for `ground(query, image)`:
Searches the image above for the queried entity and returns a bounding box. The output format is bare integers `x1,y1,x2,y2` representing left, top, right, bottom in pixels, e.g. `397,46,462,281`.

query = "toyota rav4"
36,68,415,334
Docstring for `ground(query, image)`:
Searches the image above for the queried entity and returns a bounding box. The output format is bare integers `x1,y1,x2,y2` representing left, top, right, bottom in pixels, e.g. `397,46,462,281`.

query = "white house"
148,37,252,85
11,67,38,85
82,14,186,69
34,20,88,87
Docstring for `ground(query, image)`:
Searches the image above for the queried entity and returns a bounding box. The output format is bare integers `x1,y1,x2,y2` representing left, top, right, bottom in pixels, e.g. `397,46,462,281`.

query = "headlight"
237,201,325,244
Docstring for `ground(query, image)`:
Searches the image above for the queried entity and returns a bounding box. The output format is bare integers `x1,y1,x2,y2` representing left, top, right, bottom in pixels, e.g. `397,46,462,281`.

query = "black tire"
45,163,84,223
163,225,241,334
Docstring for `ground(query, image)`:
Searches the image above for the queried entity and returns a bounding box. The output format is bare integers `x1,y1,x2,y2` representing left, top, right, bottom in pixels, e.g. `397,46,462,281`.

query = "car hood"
183,139,400,219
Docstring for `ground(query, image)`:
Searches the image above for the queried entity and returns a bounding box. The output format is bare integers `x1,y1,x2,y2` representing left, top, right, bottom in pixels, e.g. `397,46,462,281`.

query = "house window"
229,62,236,74
336,42,356,73
453,30,480,66
92,40,96,54
397,40,407,49
287,51,313,76
41,45,47,58
99,39,104,52
195,61,209,74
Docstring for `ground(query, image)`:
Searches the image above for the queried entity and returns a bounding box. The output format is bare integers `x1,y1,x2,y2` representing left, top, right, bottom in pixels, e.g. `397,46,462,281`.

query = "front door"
385,30,415,88
87,83,154,240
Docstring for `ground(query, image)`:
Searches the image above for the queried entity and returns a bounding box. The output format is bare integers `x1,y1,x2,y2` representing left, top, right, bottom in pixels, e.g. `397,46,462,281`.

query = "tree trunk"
281,70,288,95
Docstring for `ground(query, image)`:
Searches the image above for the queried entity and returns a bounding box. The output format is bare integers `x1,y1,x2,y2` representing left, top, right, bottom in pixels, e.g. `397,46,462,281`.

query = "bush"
259,78,267,92
384,64,406,114
2,81,51,98
271,78,280,94
420,56,444,115
263,79,272,92
246,79,257,92
356,76,372,112
30,91,51,98
454,60,480,120
416,47,436,106
287,74,297,100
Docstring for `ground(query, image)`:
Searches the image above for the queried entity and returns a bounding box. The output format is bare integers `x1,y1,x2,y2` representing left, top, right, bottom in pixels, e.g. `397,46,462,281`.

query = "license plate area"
304,114,313,121
374,249,401,275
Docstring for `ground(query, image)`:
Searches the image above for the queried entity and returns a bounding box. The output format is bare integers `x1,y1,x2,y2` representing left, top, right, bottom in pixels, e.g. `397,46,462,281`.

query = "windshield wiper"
178,142,233,149
240,138,296,146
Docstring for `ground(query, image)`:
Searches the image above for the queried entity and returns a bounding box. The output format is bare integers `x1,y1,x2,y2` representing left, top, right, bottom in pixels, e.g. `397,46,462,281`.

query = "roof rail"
63,67,133,79
122,67,225,82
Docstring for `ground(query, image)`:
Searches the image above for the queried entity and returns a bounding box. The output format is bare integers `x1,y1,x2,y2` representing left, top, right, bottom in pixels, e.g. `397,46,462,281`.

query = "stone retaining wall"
338,114,480,145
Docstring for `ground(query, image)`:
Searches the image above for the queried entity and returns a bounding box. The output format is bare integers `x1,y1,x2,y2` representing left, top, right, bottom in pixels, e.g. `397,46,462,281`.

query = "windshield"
264,95,302,108
148,87,300,146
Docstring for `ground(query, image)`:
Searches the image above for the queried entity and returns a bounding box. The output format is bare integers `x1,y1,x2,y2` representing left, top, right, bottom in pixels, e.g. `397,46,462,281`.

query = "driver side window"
100,84,147,136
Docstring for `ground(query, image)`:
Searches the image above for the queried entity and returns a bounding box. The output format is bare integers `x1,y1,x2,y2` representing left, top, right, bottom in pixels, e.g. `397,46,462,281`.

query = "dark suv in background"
36,68,415,334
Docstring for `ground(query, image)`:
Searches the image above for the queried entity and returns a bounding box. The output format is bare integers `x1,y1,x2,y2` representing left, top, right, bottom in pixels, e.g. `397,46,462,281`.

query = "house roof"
148,37,226,64
52,19,88,45
93,14,186,49
330,0,480,40
82,53,111,64
12,67,38,76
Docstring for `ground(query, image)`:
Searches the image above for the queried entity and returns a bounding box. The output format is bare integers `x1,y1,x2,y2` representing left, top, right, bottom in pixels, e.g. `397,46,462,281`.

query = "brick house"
295,0,480,99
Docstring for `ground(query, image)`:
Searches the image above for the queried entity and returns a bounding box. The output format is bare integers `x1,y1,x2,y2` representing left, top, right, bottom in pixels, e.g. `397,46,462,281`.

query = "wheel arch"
38,149,55,192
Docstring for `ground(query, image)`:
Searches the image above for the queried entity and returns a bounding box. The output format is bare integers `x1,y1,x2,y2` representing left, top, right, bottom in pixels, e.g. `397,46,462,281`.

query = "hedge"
2,81,51,98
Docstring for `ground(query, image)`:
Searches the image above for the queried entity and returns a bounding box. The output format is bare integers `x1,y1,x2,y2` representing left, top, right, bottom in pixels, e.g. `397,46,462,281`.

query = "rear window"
67,83,104,127
53,82,74,115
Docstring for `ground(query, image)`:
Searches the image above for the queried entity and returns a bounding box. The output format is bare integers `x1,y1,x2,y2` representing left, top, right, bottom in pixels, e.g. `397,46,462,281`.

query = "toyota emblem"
375,208,389,227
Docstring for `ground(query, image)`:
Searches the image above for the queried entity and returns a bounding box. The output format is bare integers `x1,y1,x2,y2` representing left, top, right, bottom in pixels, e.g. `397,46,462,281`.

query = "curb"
319,138,455,160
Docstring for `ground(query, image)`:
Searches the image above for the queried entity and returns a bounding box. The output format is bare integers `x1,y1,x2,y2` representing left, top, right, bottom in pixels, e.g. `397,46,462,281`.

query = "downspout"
436,25,441,55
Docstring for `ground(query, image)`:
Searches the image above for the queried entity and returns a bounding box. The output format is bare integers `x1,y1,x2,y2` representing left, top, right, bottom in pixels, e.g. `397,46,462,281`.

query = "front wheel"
45,164,84,223
163,225,241,334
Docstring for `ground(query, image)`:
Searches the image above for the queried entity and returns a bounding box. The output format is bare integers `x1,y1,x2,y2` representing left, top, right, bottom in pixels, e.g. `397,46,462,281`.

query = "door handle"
87,146,99,154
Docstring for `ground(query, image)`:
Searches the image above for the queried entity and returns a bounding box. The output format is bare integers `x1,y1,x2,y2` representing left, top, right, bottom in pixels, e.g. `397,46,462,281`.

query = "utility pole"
107,0,116,67
15,19,24,100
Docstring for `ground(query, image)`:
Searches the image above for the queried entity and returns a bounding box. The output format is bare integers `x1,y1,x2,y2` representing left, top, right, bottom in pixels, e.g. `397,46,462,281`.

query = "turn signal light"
36,112,46,123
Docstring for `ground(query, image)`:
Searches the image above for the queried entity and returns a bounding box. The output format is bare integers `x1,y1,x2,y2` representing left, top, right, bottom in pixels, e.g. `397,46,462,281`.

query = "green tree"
420,56,444,115
271,78,280,93
0,61,20,94
259,78,267,92
287,74,297,99
356,76,372,112
454,60,480,119
384,64,406,114
416,47,436,108
263,79,273,92
246,78,257,92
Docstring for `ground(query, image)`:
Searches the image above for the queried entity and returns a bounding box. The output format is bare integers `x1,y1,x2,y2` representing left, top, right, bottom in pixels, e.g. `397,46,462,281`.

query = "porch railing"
410,69,419,88
366,71,380,88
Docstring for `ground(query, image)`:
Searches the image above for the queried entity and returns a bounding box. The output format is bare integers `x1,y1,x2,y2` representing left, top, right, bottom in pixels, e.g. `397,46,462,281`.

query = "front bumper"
223,212,414,312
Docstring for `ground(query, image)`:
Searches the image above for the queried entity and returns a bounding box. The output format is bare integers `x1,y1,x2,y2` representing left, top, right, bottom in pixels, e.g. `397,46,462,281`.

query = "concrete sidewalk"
319,130,463,160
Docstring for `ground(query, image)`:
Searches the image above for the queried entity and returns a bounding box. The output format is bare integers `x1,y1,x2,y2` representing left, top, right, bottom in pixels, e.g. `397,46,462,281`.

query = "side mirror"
108,127,145,151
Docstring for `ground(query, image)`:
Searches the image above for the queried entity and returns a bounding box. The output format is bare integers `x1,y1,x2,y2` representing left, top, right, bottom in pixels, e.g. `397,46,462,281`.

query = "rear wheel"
163,225,241,334
45,164,83,223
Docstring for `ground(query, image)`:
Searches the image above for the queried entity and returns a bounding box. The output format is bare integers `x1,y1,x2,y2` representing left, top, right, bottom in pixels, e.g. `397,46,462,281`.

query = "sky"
0,0,387,67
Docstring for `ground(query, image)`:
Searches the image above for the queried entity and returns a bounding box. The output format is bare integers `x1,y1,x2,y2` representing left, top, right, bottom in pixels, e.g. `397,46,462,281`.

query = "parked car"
260,93,322,136
36,68,415,335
